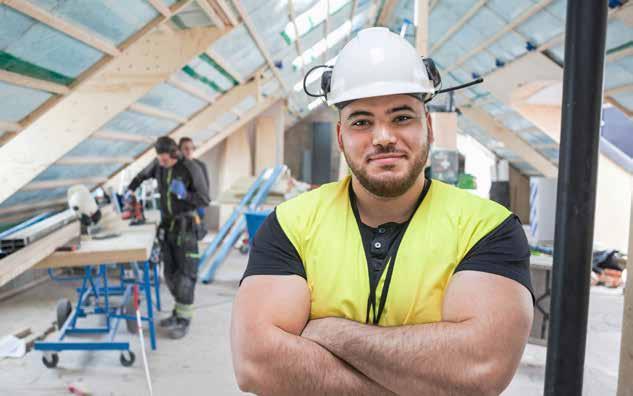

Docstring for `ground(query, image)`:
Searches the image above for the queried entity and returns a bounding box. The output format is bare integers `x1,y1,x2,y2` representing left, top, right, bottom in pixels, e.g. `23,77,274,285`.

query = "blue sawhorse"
34,260,160,368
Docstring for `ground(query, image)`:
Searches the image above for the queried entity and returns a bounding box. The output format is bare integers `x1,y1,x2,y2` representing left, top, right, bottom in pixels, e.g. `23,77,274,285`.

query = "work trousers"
160,226,199,318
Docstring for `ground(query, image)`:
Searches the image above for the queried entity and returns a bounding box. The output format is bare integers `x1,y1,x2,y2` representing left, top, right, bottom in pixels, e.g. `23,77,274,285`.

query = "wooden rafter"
22,177,108,191
195,0,226,29
231,0,290,93
212,0,239,26
167,77,215,103
606,83,633,96
0,121,22,133
288,0,306,75
129,102,188,124
430,0,486,54
376,0,398,26
3,0,121,56
57,156,134,165
93,130,156,143
0,69,70,95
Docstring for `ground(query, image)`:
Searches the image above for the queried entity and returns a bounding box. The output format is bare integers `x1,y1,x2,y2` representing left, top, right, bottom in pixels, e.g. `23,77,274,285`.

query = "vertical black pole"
544,1,608,395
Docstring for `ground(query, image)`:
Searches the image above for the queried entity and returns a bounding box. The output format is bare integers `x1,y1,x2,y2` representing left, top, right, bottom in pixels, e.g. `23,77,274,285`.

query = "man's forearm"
303,318,492,396
240,326,395,396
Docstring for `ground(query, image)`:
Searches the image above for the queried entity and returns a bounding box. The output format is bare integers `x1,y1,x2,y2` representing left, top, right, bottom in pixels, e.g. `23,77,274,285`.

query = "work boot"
159,310,178,328
168,318,191,339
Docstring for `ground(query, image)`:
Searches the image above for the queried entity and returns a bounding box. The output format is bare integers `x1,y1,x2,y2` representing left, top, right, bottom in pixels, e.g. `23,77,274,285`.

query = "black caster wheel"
123,296,139,334
56,299,72,330
120,350,135,367
42,353,59,369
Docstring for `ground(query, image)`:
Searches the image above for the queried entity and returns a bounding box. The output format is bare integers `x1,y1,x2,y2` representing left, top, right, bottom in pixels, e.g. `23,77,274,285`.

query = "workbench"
33,208,162,368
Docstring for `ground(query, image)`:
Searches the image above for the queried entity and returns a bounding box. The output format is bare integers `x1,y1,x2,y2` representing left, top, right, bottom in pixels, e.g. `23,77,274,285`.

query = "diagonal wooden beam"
0,26,226,204
377,0,398,26
93,130,156,143
129,102,188,124
0,69,70,95
3,0,121,56
232,0,290,93
195,0,226,29
22,177,108,191
288,0,306,76
57,156,134,165
447,0,553,72
206,48,244,84
212,0,239,26
430,0,486,54
607,96,633,118
460,106,558,177
0,121,23,133
167,76,215,103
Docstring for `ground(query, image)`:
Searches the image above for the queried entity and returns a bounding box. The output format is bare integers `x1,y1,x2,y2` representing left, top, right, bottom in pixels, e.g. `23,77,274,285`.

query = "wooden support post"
617,193,633,396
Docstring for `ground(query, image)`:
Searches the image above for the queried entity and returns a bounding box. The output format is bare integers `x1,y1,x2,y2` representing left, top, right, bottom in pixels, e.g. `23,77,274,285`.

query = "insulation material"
496,111,533,131
138,83,207,119
187,55,237,93
171,1,215,29
548,43,565,64
261,79,280,97
66,138,149,158
604,61,633,90
493,147,521,162
171,69,221,102
211,24,265,79
0,5,36,51
516,9,564,46
0,187,67,209
513,161,540,175
545,0,566,21
464,7,506,47
488,31,528,60
611,92,633,111
541,147,559,161
103,111,179,137
27,0,159,45
0,81,52,122
606,20,633,54
462,51,496,76
210,111,239,131
249,0,289,58
433,43,468,69
4,19,103,79
233,96,257,115
486,0,535,23
517,129,557,147
33,163,121,182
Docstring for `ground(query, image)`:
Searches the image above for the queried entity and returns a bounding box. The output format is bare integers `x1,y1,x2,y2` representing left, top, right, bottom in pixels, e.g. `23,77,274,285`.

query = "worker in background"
127,136,210,339
231,27,534,395
179,137,210,200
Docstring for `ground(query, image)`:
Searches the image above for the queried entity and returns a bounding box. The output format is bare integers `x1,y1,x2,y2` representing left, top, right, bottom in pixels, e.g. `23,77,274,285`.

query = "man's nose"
372,121,397,147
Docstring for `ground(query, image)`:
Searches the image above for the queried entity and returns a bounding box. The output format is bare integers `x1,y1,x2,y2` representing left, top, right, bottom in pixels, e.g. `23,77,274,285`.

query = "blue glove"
196,207,206,218
170,179,187,200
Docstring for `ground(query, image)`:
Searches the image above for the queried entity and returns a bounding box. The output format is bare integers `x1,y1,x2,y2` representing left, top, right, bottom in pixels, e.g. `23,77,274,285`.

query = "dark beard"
344,145,428,198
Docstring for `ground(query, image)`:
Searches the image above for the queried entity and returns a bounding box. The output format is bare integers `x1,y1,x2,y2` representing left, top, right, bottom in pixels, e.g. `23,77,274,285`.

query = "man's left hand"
302,317,350,347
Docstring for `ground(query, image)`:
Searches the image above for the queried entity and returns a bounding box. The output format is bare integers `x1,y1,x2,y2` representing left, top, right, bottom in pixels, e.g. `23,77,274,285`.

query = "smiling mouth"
367,153,406,163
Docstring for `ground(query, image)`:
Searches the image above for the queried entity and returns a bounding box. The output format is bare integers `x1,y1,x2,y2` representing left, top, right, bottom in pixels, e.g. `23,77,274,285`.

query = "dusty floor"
0,250,625,396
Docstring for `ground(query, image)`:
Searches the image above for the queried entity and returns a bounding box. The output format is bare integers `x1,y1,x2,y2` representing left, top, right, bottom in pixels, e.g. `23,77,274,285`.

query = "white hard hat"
67,184,98,217
326,27,436,106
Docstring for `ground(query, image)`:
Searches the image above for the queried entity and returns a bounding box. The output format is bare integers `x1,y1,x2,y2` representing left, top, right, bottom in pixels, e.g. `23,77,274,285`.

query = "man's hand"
170,179,187,200
302,317,348,345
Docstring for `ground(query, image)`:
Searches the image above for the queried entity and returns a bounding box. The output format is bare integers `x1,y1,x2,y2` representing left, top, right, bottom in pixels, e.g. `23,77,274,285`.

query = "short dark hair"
155,136,179,156
178,137,193,149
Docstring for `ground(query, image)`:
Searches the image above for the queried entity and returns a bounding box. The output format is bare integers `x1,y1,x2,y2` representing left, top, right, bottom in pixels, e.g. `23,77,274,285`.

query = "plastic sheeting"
33,163,121,182
171,69,221,102
103,111,179,137
486,0,535,23
0,81,52,122
2,9,103,79
516,9,564,46
211,24,265,80
172,1,215,29
604,60,633,90
138,83,207,119
27,0,159,45
0,187,67,209
605,19,633,54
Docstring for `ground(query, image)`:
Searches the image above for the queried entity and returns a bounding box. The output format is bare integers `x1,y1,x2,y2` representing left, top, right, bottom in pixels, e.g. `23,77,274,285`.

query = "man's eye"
394,115,412,123
352,120,370,127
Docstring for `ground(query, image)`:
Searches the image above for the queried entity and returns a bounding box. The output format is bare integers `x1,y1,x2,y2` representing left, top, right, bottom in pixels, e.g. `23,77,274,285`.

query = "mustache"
366,146,407,158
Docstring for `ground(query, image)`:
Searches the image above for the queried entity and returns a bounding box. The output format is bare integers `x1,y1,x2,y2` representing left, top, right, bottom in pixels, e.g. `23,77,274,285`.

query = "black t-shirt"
242,182,533,300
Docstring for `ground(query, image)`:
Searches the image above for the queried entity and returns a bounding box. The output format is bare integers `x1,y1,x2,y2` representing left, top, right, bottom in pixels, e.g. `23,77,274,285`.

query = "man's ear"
426,111,435,145
336,121,344,151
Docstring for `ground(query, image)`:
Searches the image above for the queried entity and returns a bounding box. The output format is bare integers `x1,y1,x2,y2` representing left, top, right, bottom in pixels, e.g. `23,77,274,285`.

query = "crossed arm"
231,271,533,396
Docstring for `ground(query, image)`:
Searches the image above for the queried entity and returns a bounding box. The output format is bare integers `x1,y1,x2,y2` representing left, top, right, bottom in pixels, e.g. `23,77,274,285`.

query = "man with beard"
231,28,534,396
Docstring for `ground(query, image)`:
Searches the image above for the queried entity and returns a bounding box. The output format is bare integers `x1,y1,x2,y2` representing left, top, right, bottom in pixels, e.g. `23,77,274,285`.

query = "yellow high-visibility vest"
276,176,511,326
